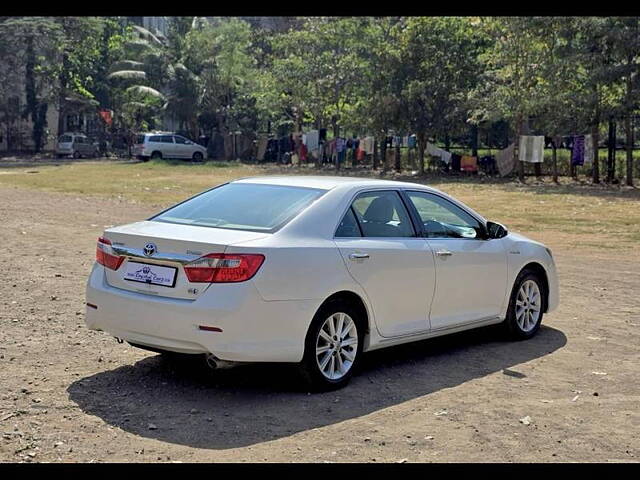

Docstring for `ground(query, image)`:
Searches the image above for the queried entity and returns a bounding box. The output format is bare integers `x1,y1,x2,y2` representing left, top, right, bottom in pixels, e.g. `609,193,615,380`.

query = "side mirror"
486,221,508,239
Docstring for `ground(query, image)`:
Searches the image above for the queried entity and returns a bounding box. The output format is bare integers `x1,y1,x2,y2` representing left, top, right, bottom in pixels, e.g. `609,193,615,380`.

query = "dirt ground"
0,171,639,462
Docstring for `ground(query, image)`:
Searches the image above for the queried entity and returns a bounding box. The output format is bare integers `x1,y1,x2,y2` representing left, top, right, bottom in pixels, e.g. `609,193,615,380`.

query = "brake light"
96,236,124,270
183,254,265,283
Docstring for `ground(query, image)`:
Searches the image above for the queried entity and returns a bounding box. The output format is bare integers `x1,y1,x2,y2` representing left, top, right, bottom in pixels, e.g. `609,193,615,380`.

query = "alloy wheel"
515,279,541,332
315,312,358,380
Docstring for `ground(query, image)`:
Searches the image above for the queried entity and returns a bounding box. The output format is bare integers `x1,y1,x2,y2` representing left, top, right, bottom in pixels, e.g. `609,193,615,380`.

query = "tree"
0,17,64,151
107,24,168,146
350,17,405,171
183,18,259,153
607,17,640,186
402,17,487,174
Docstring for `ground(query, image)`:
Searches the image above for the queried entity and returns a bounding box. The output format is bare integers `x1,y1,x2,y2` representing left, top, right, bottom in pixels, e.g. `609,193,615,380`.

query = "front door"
334,190,436,337
404,190,508,330
173,135,190,159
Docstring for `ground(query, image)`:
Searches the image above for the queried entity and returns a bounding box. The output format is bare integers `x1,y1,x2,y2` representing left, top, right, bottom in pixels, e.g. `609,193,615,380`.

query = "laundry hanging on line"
496,143,516,177
426,142,452,165
519,136,545,163
584,134,594,164
571,135,585,166
304,130,319,152
461,155,478,172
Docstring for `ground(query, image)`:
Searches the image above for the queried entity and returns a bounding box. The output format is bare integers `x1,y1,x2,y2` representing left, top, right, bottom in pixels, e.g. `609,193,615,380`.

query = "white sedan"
86,176,559,390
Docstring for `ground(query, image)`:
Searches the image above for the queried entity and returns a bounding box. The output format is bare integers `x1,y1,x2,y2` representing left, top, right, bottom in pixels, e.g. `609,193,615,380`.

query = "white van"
56,133,98,159
133,132,207,161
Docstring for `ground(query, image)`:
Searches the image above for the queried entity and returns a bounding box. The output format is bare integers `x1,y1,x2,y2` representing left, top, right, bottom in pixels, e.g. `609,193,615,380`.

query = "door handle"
349,253,370,260
435,249,453,257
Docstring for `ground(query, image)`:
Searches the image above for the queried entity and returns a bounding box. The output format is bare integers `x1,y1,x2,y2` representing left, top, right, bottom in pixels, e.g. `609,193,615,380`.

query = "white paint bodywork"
85,176,559,362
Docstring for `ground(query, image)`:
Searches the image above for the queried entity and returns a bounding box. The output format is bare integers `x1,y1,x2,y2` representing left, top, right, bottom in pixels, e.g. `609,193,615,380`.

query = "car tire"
150,151,162,160
299,299,364,391
73,151,81,159
192,152,204,162
502,269,545,340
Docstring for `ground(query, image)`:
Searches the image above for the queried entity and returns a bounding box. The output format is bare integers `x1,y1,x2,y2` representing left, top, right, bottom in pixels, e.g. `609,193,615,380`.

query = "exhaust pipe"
204,354,238,370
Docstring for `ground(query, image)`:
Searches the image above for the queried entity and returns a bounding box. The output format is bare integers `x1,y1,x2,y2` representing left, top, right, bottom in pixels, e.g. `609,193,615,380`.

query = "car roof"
232,175,438,192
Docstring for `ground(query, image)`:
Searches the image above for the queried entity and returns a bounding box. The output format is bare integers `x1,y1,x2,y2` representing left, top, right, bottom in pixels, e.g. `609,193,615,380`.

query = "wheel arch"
519,262,550,313
315,290,371,335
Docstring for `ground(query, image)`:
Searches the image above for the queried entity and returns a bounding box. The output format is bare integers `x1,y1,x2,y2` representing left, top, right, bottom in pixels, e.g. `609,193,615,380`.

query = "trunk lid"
102,220,268,299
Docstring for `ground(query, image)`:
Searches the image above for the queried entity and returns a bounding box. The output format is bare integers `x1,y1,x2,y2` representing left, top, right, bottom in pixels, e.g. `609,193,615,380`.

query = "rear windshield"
59,135,72,143
135,135,146,144
152,183,326,232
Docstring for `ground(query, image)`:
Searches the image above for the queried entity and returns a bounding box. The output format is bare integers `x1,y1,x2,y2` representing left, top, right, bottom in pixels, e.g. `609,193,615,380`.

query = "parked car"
56,133,99,159
133,132,207,161
85,177,559,390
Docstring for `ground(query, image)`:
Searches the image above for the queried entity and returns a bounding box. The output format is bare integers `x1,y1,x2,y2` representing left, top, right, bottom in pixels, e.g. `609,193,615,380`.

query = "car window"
350,191,415,238
407,191,481,239
135,135,146,144
59,135,72,143
173,136,187,144
149,135,162,143
152,183,326,232
160,135,174,143
74,137,83,144
335,207,361,237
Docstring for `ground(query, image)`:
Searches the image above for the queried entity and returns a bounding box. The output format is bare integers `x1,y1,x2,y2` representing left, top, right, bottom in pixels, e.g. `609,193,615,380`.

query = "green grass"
0,159,261,205
1,158,639,252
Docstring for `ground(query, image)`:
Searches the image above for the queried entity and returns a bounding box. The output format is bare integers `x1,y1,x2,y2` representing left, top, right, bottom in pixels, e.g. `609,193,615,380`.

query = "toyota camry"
85,176,559,390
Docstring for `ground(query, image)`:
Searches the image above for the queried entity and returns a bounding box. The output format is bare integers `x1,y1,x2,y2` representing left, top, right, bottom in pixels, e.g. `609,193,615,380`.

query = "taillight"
96,236,124,270
183,254,265,283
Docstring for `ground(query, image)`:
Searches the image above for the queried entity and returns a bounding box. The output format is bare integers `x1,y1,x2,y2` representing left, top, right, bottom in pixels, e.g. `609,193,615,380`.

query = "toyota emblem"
143,242,157,257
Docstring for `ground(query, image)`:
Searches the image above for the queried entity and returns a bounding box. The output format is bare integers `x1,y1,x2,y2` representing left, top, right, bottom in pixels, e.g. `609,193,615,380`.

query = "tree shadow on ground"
68,324,566,450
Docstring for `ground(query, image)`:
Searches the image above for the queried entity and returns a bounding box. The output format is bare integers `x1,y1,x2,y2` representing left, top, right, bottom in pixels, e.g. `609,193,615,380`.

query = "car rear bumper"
85,264,317,362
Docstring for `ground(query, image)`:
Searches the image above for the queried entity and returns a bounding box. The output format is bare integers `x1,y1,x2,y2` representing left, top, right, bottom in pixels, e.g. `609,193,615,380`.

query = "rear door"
79,136,92,156
159,135,176,158
334,190,435,337
404,190,508,330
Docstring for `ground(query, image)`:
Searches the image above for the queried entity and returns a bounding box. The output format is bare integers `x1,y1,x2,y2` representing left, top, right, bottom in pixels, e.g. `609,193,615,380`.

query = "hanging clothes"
440,150,452,165
451,153,462,172
425,142,452,165
519,135,545,163
426,142,440,157
336,137,346,153
408,135,417,149
327,139,337,157
461,155,478,172
300,143,308,163
305,130,319,152
356,147,365,162
571,135,585,166
584,134,594,164
496,143,517,177
256,136,268,161
362,136,375,155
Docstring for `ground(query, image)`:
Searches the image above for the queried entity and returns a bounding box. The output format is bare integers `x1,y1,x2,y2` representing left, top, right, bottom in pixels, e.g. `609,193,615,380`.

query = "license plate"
123,261,177,288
